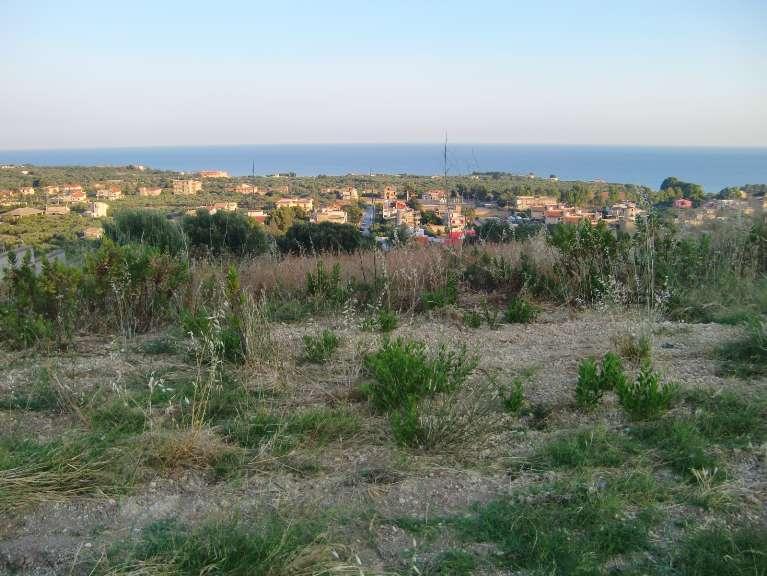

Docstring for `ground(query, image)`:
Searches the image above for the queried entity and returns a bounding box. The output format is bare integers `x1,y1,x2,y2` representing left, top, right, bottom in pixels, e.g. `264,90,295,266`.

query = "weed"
0,367,59,412
462,309,483,328
442,473,661,574
504,297,538,324
718,315,767,377
617,362,678,420
671,523,767,576
137,336,178,355
614,333,652,364
97,515,371,575
538,426,636,469
303,329,340,363
685,389,767,446
499,376,525,414
90,399,147,437
421,278,458,310
631,419,720,482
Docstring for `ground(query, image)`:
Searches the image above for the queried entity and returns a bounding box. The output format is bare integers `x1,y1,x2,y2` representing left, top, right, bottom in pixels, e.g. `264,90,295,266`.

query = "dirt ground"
0,308,762,575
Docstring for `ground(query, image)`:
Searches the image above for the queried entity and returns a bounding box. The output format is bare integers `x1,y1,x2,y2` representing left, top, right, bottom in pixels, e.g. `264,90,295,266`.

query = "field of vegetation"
1,206,766,575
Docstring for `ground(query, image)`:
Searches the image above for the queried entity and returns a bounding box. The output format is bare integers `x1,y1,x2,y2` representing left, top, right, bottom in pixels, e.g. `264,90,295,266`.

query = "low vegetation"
2,202,767,574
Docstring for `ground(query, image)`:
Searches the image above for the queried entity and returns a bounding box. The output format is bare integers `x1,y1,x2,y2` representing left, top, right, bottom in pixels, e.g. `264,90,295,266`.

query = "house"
338,186,359,201
514,195,559,210
2,207,43,221
396,207,419,229
211,202,238,212
610,202,642,220
544,209,564,225
673,198,693,209
199,170,229,178
19,187,35,196
83,227,104,239
381,185,397,200
246,210,268,223
43,185,59,196
233,183,262,195
45,205,70,216
422,189,447,201
138,186,163,197
61,184,84,195
172,179,203,195
276,197,313,212
96,186,122,200
87,202,109,218
313,207,348,224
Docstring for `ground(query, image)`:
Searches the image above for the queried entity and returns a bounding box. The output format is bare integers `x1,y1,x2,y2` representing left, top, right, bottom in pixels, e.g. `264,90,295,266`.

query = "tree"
182,209,269,256
279,222,362,254
268,206,307,234
343,202,363,225
104,208,185,254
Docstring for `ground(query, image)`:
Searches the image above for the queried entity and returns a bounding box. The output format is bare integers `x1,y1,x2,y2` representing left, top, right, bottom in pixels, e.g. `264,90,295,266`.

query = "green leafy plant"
377,308,398,333
363,338,477,412
599,351,627,391
500,377,525,414
504,297,539,324
575,357,602,408
617,362,678,420
303,329,340,364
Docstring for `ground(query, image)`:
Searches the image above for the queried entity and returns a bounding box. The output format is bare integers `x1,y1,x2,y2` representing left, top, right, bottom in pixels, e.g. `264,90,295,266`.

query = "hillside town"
0,164,765,251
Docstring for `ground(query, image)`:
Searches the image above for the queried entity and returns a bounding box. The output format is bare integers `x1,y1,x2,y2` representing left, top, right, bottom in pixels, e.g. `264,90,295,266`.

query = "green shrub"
303,329,340,363
421,278,458,310
105,208,185,254
617,362,678,420
575,357,602,408
280,221,363,254
389,398,424,448
504,297,538,323
599,351,627,391
364,338,477,412
377,308,398,333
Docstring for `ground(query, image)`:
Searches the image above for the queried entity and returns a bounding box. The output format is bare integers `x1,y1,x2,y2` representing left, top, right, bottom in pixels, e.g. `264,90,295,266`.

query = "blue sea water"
1,144,765,193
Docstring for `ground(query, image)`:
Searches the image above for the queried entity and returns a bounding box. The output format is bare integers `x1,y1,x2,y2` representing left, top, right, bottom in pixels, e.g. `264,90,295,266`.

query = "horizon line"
2,142,767,154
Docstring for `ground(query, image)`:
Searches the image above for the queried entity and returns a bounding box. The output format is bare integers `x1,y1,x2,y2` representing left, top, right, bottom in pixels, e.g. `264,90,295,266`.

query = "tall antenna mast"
444,133,451,234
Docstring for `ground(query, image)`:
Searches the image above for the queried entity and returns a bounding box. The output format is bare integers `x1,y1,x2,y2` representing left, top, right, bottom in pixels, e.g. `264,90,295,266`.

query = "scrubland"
1,214,766,575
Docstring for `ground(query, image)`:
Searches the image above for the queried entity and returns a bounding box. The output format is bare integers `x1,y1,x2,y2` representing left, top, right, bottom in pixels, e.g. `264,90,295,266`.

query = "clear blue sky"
1,0,766,149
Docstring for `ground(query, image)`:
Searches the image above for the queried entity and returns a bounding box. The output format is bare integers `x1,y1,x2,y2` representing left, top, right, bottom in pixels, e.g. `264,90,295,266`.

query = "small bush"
575,357,602,408
303,329,340,363
617,362,678,420
377,308,398,333
504,297,538,324
364,338,477,412
305,261,350,309
599,351,627,391
615,333,652,364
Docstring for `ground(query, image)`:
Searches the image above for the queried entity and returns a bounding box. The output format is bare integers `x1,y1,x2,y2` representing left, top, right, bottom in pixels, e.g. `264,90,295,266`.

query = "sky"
1,0,766,149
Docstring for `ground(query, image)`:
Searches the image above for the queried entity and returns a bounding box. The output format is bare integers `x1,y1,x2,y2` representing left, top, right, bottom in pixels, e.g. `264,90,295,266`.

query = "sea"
1,144,766,193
